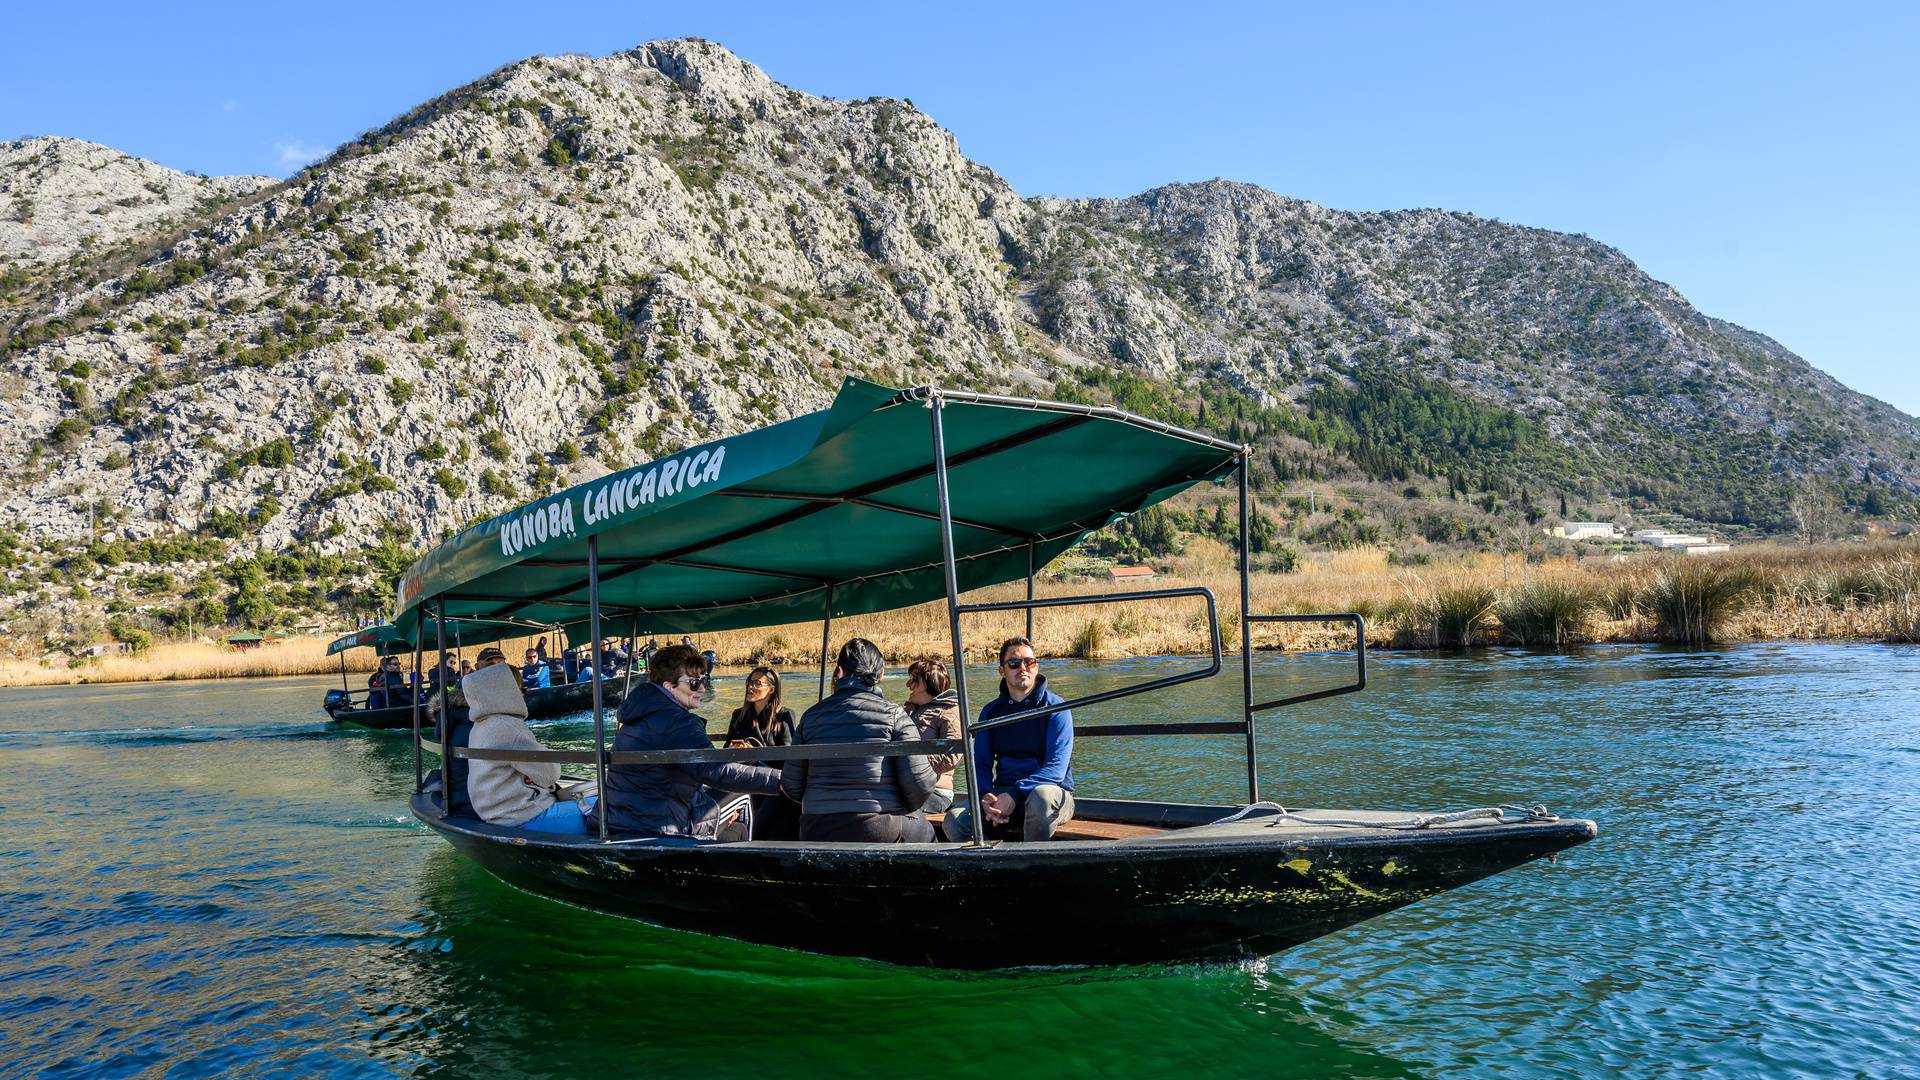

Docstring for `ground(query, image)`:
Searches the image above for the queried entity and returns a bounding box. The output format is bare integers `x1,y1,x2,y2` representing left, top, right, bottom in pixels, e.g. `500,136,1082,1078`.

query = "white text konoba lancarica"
498,446,728,558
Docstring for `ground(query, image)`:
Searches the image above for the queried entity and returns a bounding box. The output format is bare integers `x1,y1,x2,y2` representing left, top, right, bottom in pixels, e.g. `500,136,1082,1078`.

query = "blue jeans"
522,796,598,834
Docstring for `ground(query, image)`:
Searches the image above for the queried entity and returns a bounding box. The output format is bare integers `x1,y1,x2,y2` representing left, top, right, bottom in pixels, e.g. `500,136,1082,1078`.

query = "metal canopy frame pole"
624,612,639,698
435,598,449,818
1238,452,1258,805
410,637,424,794
339,653,348,694
1024,541,1035,642
930,393,986,847
817,584,834,702
588,537,609,840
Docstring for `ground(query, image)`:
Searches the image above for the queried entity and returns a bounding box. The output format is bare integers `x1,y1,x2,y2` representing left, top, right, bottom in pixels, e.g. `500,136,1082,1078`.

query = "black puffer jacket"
604,682,781,837
782,677,936,815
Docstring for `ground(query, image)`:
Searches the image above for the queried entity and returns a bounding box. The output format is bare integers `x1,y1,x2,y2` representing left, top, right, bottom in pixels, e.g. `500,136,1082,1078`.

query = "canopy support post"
1025,541,1036,642
930,393,985,847
435,598,449,819
410,632,423,795
589,537,609,841
624,612,639,698
339,652,348,694
817,584,834,702
1238,452,1258,805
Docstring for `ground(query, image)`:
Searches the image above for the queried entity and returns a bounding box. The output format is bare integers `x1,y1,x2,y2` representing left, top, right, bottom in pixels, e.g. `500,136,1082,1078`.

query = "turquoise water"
2,643,1917,1077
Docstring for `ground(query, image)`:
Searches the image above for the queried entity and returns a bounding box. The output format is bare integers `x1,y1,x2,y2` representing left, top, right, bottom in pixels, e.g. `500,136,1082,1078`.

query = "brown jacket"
905,690,962,791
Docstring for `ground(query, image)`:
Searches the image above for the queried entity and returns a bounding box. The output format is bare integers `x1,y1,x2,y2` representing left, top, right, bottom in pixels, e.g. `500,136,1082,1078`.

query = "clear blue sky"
5,1,1914,414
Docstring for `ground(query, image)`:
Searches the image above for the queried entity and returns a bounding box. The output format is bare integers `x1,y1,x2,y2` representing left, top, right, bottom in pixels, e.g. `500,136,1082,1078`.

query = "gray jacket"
463,661,559,827
783,677,936,816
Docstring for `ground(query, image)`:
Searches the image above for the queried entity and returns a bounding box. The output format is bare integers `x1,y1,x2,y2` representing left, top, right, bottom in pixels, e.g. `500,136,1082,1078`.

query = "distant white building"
1555,522,1619,540
1649,534,1710,549
1633,529,1670,542
1683,543,1731,555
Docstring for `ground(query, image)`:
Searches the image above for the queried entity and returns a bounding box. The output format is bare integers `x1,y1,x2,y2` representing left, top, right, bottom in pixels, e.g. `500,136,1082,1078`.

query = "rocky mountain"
0,137,273,263
1024,184,1920,520
1,39,1914,642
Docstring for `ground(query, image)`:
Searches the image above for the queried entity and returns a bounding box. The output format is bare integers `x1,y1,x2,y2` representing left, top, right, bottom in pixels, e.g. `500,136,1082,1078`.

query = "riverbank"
3,540,1914,687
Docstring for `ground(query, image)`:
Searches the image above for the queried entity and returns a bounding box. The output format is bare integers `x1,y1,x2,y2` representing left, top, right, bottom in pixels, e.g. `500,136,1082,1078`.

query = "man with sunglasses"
603,644,782,838
943,636,1075,842
368,655,407,711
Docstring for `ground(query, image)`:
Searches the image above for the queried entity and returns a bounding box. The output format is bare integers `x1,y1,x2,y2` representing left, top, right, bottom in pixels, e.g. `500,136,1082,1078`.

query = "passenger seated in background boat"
459,660,473,678
428,662,468,723
426,652,458,698
903,659,961,817
521,648,551,690
599,637,629,676
604,645,782,838
368,655,407,710
783,639,936,843
942,637,1075,842
726,666,800,841
462,658,598,834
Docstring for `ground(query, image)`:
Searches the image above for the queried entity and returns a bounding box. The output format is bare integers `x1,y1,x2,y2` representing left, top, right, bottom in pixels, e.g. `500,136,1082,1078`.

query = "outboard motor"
323,688,350,712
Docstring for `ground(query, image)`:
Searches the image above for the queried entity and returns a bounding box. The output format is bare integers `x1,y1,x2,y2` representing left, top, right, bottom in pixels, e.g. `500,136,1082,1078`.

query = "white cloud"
274,140,327,169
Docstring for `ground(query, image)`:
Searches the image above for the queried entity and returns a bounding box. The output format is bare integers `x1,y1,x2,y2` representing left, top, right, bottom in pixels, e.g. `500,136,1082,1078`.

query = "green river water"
2,642,1917,1077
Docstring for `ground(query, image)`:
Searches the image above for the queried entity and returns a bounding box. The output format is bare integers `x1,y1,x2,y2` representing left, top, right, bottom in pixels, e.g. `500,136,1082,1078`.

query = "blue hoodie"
972,674,1074,796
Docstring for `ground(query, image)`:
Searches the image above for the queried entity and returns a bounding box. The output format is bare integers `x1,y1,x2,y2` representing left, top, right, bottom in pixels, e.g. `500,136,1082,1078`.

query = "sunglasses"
679,673,711,691
1001,656,1038,670
746,678,775,689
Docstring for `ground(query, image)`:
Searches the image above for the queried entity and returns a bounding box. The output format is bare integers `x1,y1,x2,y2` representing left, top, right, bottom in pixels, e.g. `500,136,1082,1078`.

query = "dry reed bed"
4,541,1914,687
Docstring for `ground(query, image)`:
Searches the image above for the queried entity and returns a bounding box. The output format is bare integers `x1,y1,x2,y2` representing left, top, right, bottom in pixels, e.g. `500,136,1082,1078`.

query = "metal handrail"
419,712,1245,770
963,586,1221,733
1245,612,1367,714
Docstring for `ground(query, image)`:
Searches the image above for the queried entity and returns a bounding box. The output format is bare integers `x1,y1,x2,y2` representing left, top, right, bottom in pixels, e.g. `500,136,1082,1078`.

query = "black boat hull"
410,794,1594,967
327,680,599,729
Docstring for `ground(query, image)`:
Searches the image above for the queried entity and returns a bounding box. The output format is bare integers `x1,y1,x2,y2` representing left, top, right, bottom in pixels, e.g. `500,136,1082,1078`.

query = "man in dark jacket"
368,655,407,710
943,636,1074,842
783,638,937,843
604,644,781,838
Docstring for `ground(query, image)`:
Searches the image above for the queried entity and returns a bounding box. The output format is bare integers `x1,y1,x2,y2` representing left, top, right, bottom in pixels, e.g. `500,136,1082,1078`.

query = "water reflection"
382,847,1418,1077
5,644,1919,1075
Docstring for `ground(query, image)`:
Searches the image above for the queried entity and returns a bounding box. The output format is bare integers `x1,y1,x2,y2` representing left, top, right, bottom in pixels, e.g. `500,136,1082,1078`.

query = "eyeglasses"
1001,656,1038,670
746,678,775,689
679,674,710,691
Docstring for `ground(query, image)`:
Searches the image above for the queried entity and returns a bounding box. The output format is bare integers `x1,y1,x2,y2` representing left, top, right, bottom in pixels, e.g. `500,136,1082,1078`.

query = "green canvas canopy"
325,617,561,657
391,380,1242,641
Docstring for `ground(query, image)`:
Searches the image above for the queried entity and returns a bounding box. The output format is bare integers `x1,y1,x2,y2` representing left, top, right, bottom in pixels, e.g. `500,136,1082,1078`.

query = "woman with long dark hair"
726,666,800,840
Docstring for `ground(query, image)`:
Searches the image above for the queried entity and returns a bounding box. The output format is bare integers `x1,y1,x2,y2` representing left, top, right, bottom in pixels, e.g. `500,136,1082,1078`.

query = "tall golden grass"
4,540,1915,687
0,630,560,688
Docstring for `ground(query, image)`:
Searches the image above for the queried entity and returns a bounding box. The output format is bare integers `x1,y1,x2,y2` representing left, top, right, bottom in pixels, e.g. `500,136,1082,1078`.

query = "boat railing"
426,739,966,766
420,584,1222,772
962,585,1232,735
1243,612,1368,714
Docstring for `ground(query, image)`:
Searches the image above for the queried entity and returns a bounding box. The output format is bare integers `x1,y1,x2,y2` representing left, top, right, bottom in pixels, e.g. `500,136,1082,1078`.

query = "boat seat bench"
924,812,1167,841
